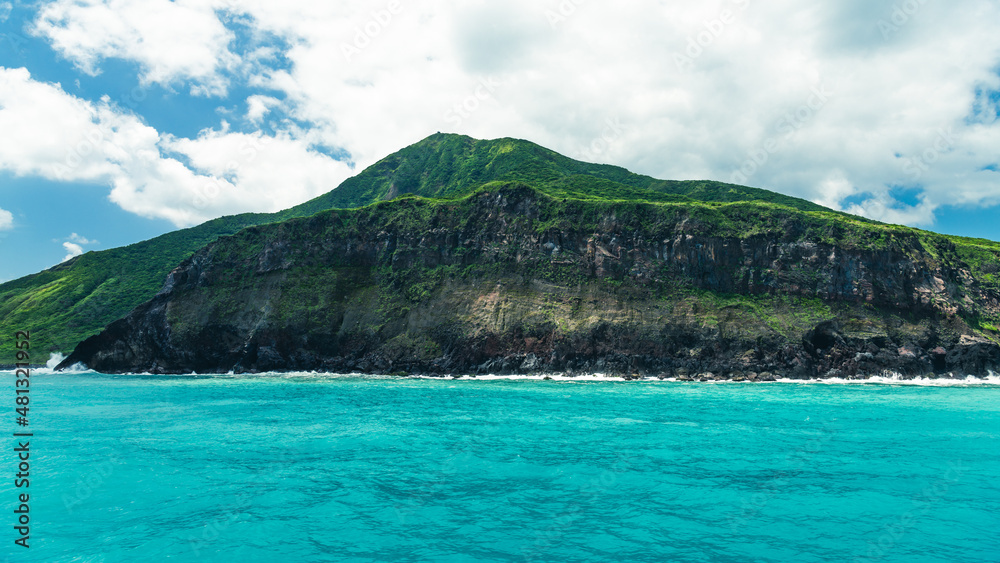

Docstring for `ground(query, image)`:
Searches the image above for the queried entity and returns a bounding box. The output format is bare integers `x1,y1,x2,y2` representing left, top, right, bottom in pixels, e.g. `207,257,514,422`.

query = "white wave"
5,367,998,387
45,352,65,370
774,372,1000,387
421,372,1000,386
36,352,91,374
0,352,85,376
430,373,629,381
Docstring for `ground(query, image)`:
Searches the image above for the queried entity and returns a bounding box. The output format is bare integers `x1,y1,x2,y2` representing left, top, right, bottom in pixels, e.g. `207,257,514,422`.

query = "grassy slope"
3,133,999,358
291,132,834,213
0,213,277,359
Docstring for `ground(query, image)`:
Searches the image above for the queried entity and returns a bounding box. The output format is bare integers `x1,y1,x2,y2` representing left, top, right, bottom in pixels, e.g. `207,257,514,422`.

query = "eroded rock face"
59,187,1000,377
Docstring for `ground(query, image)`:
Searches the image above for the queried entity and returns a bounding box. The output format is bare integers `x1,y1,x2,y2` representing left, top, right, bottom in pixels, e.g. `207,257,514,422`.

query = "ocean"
2,370,999,562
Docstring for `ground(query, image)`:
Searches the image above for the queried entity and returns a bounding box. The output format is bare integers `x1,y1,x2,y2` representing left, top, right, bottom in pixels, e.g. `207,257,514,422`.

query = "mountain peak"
289,133,832,217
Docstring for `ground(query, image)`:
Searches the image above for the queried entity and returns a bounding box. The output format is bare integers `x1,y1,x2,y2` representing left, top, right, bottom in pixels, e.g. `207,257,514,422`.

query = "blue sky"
2,0,1000,282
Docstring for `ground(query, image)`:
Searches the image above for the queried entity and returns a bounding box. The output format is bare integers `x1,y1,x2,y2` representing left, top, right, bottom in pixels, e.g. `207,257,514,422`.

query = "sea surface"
1,369,999,563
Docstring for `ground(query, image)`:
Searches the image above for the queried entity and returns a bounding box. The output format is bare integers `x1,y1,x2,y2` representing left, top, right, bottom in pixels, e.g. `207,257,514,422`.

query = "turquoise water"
2,372,999,563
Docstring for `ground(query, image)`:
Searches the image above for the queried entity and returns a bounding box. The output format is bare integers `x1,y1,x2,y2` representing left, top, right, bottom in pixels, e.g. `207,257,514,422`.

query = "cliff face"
9,130,809,361
60,185,1000,377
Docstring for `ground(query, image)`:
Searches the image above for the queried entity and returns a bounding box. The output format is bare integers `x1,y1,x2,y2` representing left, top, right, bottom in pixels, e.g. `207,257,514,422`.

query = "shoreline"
8,367,999,386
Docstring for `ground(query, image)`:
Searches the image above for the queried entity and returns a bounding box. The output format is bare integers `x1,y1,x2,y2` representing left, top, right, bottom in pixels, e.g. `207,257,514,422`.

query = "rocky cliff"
0,132,832,360
59,184,1000,378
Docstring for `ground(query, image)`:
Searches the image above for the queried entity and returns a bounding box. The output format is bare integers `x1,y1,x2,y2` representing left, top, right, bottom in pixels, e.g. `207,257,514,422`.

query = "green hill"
292,133,832,213
60,182,1000,377
1,133,989,360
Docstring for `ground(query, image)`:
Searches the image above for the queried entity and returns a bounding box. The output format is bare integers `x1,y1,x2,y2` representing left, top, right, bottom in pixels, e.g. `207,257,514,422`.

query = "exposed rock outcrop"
59,185,1000,378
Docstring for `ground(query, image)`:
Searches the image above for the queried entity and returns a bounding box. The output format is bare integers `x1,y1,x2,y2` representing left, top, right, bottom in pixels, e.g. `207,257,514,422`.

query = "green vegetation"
0,213,280,361
161,183,1000,349
140,181,1000,376
291,133,835,213
671,289,837,339
3,133,999,361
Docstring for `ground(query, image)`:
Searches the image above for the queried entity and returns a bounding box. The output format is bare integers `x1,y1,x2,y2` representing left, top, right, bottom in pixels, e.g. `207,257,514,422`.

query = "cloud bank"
9,0,1000,230
0,67,350,227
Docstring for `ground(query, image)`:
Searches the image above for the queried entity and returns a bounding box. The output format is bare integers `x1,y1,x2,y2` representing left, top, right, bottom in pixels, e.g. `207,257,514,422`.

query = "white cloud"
246,95,281,124
0,67,353,227
0,208,13,231
0,66,217,226
31,0,239,96
162,128,352,214
17,0,1000,232
227,0,1000,227
61,242,84,262
68,232,97,245
0,67,117,181
844,194,937,228
60,233,97,262
0,2,11,23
